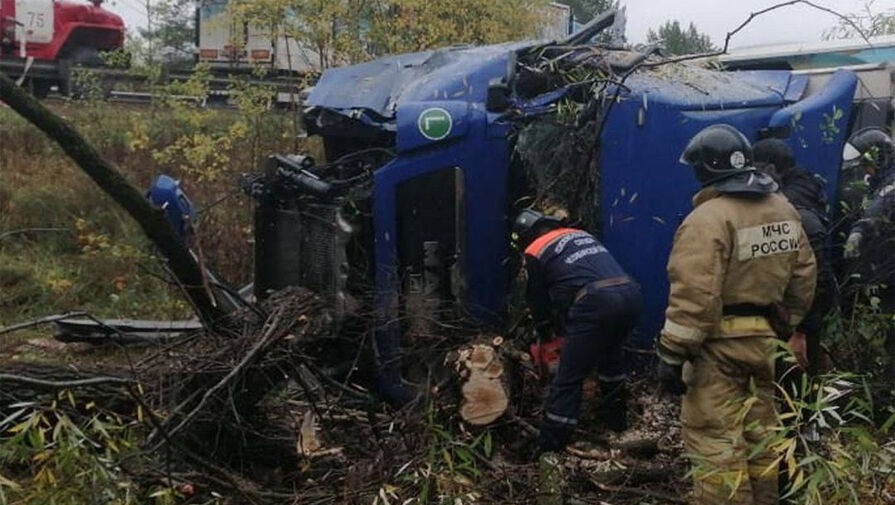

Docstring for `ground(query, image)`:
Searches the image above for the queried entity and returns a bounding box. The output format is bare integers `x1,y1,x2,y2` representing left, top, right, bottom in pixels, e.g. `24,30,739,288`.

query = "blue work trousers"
542,281,642,440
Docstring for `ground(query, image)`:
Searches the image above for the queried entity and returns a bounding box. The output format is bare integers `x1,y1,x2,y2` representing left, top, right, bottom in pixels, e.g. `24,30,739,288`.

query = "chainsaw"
530,338,564,377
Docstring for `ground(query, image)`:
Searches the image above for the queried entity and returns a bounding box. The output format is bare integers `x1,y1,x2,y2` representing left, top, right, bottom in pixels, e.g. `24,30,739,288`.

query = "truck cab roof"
305,42,810,134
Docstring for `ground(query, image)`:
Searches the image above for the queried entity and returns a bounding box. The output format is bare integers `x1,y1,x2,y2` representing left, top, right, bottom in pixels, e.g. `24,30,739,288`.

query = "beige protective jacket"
658,188,817,364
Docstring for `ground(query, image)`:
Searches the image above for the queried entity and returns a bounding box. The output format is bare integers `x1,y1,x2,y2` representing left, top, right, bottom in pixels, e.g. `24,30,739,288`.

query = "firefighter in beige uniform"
656,125,817,505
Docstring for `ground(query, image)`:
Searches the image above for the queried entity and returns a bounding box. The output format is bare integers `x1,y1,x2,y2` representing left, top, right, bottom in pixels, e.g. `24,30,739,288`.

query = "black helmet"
842,127,894,172
681,124,777,194
680,124,755,184
512,209,563,247
753,138,795,172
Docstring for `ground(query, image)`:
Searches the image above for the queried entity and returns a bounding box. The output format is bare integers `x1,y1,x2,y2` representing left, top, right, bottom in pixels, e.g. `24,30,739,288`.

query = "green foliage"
828,288,894,387
824,0,895,40
137,0,197,67
774,373,893,504
229,0,553,69
688,370,893,505
821,105,845,144
393,402,495,504
559,0,617,23
686,295,895,505
369,0,551,56
101,47,134,70
0,393,152,505
0,64,303,327
646,20,717,56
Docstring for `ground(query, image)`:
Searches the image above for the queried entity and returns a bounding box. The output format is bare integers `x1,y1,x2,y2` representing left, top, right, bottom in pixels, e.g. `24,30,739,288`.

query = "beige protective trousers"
682,336,779,505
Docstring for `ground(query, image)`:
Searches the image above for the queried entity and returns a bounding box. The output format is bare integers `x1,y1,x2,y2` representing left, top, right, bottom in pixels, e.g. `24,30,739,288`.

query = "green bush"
0,393,174,505
0,68,303,325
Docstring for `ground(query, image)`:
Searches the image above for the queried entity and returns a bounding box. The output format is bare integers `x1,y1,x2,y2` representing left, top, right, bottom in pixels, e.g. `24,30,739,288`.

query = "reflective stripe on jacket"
659,188,817,363
524,228,629,321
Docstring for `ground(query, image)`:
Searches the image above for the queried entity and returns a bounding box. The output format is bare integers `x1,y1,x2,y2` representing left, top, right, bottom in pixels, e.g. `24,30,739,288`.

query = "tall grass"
0,93,300,327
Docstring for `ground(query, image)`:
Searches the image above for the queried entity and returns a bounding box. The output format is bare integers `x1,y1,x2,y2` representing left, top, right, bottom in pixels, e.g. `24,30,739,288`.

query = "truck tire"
30,80,52,99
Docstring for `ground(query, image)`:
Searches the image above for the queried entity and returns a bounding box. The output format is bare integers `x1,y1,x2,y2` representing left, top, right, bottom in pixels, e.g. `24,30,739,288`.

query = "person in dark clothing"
753,138,837,375
840,128,895,379
513,209,642,454
753,138,834,503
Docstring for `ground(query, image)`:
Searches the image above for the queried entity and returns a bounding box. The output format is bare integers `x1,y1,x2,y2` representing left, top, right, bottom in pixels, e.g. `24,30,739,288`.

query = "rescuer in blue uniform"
514,210,642,453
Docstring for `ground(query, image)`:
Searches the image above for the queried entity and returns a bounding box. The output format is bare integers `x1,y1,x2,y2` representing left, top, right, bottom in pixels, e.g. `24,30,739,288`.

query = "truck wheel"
31,80,51,99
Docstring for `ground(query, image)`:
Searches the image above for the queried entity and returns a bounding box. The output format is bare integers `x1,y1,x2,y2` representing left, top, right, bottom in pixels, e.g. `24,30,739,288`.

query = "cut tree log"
453,342,510,426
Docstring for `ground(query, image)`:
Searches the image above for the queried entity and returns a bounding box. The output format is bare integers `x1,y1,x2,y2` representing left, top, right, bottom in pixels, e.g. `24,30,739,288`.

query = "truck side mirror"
486,78,510,113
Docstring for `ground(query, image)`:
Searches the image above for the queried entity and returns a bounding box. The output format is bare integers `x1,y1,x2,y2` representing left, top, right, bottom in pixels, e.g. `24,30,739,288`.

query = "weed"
0,392,149,505
0,69,303,325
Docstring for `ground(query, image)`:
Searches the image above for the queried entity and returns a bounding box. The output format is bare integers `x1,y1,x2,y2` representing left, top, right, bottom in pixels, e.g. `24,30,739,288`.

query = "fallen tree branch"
0,73,222,325
591,480,687,504
597,0,868,140
151,308,285,443
0,373,133,389
643,0,872,68
585,464,675,486
125,385,268,505
0,311,87,336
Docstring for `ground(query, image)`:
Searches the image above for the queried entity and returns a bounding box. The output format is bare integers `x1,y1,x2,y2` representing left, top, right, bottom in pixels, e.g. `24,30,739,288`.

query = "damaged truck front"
253,17,858,405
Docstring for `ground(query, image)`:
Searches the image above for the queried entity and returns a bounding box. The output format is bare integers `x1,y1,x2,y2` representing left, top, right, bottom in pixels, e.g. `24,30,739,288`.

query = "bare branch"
150,308,285,443
0,311,87,336
643,0,873,68
598,0,867,139
0,373,133,389
591,480,687,504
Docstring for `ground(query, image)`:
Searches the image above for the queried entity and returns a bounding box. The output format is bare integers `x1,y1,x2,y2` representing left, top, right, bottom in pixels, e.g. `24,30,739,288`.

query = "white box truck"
197,1,576,76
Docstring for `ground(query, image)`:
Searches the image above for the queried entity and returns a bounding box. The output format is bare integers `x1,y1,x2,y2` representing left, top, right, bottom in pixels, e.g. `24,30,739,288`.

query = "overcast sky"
623,0,895,49
106,0,894,49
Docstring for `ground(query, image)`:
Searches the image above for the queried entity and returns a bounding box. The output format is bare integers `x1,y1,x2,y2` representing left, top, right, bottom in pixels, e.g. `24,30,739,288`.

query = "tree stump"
453,340,510,426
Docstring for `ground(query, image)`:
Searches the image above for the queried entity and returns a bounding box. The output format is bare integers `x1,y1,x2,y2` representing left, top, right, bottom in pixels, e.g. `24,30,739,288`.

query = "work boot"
376,371,419,407
599,380,628,432
537,418,574,456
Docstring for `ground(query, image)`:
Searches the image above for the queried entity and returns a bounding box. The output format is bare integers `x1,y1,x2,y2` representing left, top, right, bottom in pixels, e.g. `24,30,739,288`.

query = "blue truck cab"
262,28,859,403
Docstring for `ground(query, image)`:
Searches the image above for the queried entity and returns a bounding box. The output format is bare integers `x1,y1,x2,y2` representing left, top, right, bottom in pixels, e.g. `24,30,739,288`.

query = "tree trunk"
0,73,222,324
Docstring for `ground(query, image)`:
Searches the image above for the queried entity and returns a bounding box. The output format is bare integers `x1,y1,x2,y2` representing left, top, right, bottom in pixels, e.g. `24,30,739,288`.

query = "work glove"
844,231,862,259
656,360,686,395
770,303,794,340
787,331,809,369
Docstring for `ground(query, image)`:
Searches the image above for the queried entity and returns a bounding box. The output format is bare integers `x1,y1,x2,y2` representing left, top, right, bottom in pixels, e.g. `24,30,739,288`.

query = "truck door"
198,0,235,63
14,0,54,53
243,22,273,67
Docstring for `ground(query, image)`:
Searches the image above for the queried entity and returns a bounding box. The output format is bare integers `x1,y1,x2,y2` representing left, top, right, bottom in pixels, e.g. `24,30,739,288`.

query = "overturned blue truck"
171,14,860,405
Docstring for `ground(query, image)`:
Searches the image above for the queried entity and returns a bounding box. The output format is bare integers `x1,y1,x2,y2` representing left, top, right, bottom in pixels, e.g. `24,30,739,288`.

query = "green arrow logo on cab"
418,107,453,141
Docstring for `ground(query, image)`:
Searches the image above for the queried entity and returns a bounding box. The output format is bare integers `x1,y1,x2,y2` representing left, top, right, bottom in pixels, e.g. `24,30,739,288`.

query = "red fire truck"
0,0,124,96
